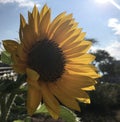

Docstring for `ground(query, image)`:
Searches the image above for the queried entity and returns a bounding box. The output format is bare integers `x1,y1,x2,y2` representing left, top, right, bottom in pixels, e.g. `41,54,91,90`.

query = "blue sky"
0,0,120,59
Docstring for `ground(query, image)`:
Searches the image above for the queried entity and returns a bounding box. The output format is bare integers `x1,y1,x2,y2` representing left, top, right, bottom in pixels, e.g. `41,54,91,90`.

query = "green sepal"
1,51,12,65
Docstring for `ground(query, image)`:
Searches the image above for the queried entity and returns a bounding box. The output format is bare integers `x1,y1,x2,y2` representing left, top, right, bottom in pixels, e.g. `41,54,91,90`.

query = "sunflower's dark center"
28,39,66,82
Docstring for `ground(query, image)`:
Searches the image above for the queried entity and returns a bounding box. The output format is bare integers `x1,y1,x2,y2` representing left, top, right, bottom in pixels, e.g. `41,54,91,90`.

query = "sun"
95,0,110,4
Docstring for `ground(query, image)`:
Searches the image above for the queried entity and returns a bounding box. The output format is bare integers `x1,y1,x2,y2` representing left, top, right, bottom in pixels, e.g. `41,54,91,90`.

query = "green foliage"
35,104,80,122
60,106,78,122
77,82,120,122
1,51,12,65
90,82,120,107
92,49,120,83
0,75,27,122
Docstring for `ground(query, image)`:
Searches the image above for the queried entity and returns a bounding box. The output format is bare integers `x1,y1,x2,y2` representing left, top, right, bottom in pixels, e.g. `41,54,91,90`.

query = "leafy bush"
76,82,120,122
90,82,120,108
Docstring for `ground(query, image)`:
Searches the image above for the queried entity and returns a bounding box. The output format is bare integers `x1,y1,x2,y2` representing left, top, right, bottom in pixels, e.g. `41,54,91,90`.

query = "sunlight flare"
95,0,109,4
95,0,120,10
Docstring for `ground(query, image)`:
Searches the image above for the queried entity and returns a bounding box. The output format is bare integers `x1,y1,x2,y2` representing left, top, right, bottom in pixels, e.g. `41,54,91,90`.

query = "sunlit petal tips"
3,5,100,119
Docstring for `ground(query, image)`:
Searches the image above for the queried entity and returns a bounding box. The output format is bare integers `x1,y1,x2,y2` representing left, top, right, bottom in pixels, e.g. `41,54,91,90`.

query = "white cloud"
105,40,120,60
0,0,40,7
91,40,120,60
108,18,120,35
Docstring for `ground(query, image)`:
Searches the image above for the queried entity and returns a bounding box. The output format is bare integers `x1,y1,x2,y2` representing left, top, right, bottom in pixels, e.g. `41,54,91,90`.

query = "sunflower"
3,5,100,119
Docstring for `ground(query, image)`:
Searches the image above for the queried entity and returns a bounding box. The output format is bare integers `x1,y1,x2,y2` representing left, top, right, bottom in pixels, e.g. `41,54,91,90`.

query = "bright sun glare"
95,0,110,4
95,0,120,10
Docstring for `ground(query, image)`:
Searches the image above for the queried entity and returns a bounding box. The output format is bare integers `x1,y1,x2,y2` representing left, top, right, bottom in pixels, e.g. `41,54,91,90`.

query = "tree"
92,49,120,83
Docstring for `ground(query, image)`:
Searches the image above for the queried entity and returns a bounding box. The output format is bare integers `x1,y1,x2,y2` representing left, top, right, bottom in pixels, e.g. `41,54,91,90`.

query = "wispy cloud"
91,40,120,60
0,0,40,7
105,40,120,60
108,18,120,35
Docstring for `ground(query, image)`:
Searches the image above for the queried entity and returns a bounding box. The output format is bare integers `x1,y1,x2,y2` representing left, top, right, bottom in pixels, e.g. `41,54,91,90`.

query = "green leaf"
35,104,49,114
35,104,81,122
24,117,31,122
13,120,24,122
60,106,78,122
1,51,12,65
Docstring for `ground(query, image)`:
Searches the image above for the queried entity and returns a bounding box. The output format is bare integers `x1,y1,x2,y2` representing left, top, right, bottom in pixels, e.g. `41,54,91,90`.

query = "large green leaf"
35,104,81,122
60,106,80,122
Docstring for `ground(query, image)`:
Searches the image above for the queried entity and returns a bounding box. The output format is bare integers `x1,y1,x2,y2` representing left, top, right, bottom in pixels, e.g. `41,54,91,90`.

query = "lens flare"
95,0,120,10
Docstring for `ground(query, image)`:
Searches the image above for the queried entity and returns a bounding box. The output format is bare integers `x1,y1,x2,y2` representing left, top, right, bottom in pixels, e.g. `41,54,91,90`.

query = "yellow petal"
45,104,59,119
39,4,49,23
26,68,40,90
48,13,73,40
60,72,96,89
22,25,37,50
66,52,84,59
56,79,91,99
60,31,85,49
12,64,26,74
32,5,39,33
64,41,92,55
38,8,51,39
32,5,39,18
26,68,39,81
28,11,38,37
19,14,26,40
57,73,91,104
39,82,60,118
12,53,23,64
28,11,34,27
49,82,80,111
52,22,74,44
27,86,42,116
66,64,100,78
60,28,82,50
68,54,95,65
47,12,66,38
82,85,96,91
17,44,27,62
56,29,78,46
28,7,39,34
51,20,72,42
77,98,91,104
3,40,19,53
11,52,27,73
